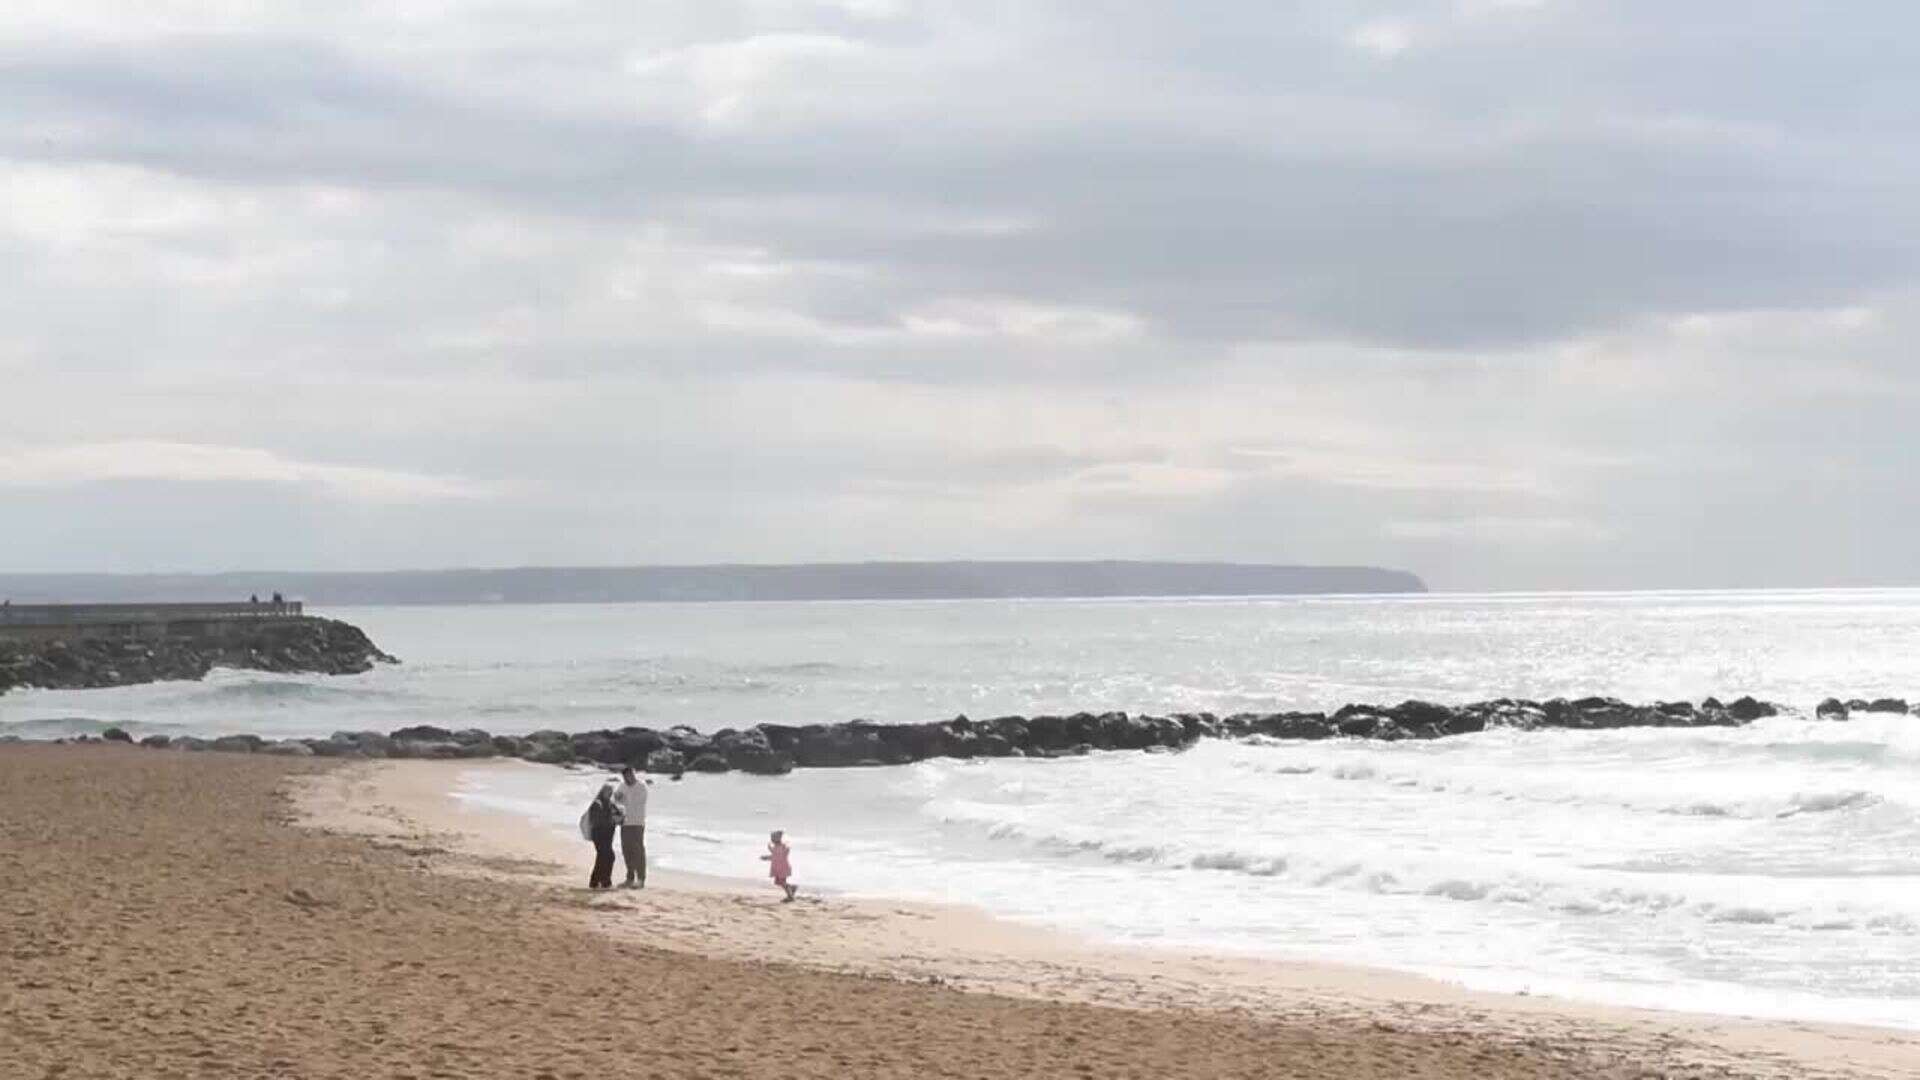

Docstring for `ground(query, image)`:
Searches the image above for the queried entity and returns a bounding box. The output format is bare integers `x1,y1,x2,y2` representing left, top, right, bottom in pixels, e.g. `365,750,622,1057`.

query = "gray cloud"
2,1,1919,587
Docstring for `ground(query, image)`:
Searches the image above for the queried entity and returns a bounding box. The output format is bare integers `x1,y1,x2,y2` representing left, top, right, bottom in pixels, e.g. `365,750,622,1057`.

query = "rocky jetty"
0,618,397,695
1816,696,1911,720
67,693,1848,771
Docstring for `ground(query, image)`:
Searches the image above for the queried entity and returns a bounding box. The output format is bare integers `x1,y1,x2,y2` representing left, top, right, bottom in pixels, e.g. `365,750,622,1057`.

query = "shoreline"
296,757,1920,1078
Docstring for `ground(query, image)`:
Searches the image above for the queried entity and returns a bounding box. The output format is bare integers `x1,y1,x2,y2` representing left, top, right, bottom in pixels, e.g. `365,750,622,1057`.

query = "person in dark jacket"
585,783,623,888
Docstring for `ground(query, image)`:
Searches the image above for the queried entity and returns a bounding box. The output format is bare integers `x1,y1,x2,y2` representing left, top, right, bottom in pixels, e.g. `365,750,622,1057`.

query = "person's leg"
592,829,615,887
621,825,644,887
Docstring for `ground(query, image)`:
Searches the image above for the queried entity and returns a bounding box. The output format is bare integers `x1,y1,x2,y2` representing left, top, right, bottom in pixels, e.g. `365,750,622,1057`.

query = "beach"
5,745,1915,1079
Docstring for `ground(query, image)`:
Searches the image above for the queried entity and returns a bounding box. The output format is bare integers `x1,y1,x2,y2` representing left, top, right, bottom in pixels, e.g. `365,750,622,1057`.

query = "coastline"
296,757,1920,1078
7,744,1760,1080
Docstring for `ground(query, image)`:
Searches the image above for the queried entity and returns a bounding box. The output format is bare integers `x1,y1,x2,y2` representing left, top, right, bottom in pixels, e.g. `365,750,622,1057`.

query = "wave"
0,716,191,738
924,800,1920,935
158,675,414,705
1237,749,1898,822
1776,790,1879,818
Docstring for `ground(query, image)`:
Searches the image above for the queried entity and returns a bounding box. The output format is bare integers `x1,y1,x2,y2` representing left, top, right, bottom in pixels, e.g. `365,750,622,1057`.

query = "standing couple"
583,767,649,889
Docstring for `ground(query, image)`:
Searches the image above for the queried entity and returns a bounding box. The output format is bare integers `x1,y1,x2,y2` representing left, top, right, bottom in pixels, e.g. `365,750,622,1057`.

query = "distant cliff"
0,562,1426,605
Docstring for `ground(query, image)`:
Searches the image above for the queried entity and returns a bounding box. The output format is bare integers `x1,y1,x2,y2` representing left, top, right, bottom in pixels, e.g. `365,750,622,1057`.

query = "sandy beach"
6,746,1917,1079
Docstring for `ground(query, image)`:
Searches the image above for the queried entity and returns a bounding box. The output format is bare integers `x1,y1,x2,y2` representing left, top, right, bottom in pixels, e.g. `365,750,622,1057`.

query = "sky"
3,1,1918,590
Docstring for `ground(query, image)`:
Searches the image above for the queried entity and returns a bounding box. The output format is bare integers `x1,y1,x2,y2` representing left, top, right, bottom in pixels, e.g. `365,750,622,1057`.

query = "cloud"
628,32,878,128
1351,19,1416,57
0,442,490,503
3,2,1920,587
1385,516,1608,543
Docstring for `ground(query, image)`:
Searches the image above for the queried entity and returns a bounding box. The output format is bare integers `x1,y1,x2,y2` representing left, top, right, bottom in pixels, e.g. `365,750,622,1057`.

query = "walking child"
761,829,797,902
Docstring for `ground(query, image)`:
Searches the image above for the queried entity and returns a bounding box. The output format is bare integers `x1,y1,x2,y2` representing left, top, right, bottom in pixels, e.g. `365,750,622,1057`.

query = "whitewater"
4,588,1917,1028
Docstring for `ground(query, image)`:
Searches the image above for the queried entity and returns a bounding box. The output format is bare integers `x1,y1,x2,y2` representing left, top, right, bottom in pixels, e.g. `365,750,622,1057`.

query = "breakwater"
31,693,1913,769
0,607,397,695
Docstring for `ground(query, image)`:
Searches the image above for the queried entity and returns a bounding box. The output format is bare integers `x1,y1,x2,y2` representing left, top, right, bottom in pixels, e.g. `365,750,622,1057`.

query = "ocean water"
5,590,1919,1028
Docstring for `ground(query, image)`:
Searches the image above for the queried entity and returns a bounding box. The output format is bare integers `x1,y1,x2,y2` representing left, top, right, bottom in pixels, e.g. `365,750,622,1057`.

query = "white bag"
579,807,593,842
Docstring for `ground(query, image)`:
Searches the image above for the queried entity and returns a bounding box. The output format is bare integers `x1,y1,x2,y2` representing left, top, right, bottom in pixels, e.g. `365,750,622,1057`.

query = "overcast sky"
3,2,1917,589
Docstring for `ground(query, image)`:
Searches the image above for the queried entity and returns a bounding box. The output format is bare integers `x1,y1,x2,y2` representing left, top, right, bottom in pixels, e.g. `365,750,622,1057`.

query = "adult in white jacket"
614,767,650,888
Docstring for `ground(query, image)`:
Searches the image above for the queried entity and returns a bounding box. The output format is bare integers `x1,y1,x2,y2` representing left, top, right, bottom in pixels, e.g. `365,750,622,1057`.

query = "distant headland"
0,562,1427,606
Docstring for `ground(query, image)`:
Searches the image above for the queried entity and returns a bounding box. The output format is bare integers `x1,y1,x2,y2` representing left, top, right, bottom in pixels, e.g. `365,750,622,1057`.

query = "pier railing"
0,601,304,627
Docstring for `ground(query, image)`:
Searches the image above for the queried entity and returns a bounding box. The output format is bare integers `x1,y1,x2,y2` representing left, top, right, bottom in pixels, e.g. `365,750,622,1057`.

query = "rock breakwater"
36,693,1869,772
0,618,397,695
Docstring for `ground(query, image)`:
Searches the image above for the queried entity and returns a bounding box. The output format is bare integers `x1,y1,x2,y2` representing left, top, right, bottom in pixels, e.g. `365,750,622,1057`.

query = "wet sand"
6,746,1917,1079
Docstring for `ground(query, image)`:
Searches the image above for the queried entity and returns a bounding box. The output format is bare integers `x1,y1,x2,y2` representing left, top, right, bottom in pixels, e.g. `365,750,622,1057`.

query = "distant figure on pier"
250,594,259,605
271,592,283,608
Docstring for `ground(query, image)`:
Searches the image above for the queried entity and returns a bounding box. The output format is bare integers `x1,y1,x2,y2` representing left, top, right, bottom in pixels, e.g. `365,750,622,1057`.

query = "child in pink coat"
761,830,797,902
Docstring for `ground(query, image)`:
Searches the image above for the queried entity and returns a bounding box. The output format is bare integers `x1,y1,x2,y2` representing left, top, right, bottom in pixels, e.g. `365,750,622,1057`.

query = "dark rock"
1251,712,1333,740
1816,697,1850,720
62,685,1888,779
348,732,395,757
390,738,492,760
768,721,897,767
303,738,361,758
644,748,686,774
663,725,712,755
731,745,795,775
611,728,666,765
524,740,575,765
1390,700,1455,729
1864,698,1909,714
564,733,617,765
711,728,793,774
976,733,1016,757
139,734,172,749
1335,711,1385,738
101,726,133,743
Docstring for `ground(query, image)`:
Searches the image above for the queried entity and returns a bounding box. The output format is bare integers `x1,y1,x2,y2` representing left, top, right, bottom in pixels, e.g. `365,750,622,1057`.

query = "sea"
5,589,1918,1029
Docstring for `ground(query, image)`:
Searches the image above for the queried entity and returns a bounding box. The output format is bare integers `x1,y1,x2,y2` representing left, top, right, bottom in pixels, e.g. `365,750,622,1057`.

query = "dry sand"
5,747,1917,1079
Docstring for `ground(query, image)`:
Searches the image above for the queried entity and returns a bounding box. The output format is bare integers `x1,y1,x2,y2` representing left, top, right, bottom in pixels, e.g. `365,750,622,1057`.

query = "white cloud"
1226,446,1557,497
1455,0,1548,16
1350,18,1416,57
0,441,490,503
900,298,1145,345
1386,516,1609,543
628,32,877,127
